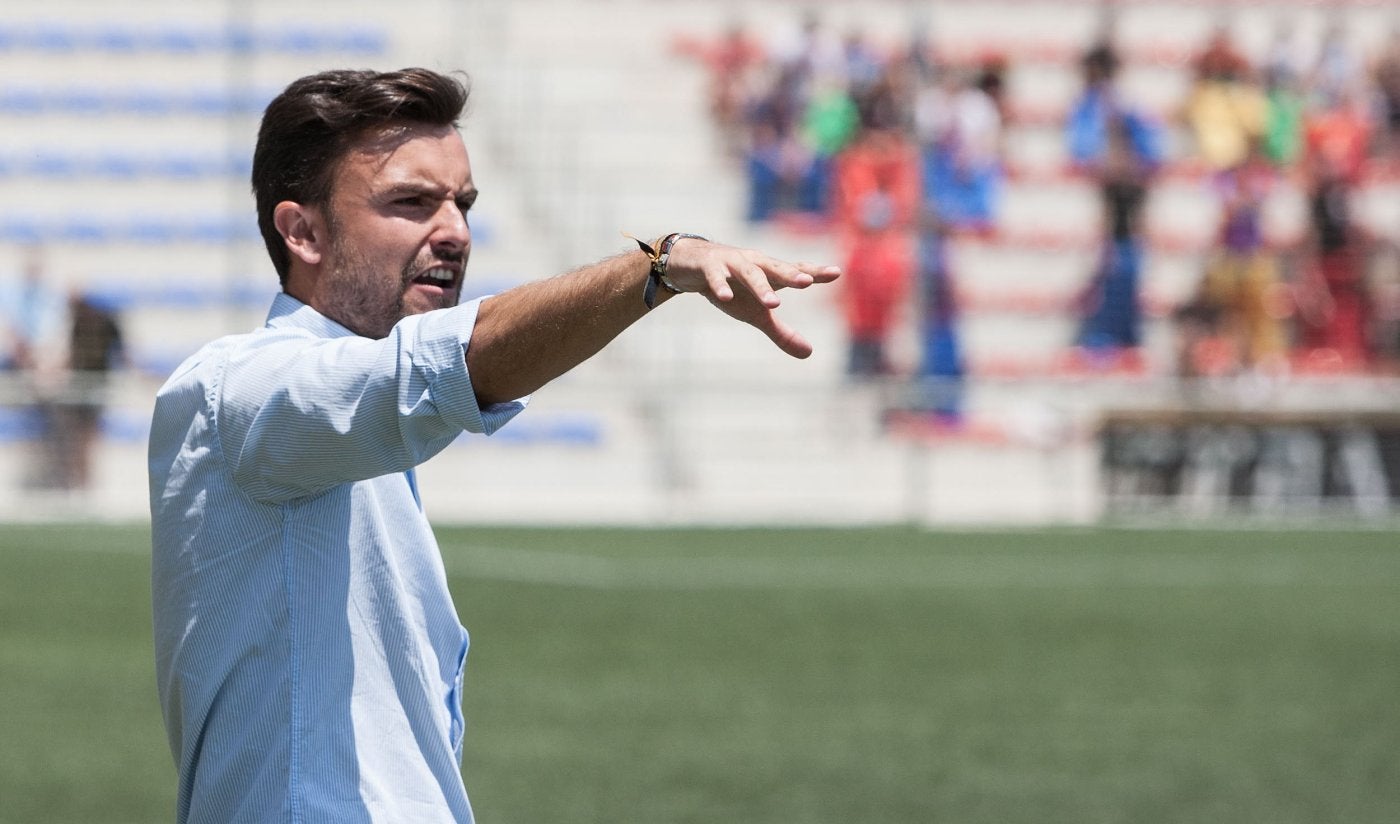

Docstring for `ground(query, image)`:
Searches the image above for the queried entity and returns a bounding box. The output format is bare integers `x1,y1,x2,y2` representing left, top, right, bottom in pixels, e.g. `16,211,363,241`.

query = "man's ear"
273,201,325,267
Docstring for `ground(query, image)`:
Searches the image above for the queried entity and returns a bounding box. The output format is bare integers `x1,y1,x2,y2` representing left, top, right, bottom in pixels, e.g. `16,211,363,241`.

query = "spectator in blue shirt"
147,67,839,824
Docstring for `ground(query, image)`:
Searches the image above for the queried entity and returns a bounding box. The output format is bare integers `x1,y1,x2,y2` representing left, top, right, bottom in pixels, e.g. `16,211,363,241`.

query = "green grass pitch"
1,523,1398,823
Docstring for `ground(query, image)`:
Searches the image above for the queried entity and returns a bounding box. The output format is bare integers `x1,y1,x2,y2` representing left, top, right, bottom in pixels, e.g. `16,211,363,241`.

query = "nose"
430,199,471,253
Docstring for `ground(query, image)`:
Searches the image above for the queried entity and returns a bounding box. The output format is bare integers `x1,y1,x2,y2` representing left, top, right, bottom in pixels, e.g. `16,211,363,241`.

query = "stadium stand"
3,0,1400,524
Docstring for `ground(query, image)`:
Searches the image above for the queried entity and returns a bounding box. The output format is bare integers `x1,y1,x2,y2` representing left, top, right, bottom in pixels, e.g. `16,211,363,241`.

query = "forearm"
466,248,665,405
464,237,840,405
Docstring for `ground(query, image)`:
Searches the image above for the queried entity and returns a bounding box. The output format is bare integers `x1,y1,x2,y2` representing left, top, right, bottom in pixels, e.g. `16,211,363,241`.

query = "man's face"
315,123,477,339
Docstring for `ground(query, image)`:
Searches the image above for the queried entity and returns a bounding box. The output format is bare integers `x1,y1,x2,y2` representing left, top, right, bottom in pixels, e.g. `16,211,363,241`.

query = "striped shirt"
149,292,525,823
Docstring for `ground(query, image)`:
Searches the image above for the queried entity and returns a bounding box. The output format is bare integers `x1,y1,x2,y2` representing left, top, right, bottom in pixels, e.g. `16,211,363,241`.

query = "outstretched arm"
466,237,840,405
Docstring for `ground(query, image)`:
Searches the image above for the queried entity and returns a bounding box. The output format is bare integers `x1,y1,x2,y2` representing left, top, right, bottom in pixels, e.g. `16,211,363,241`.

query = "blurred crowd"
1,245,126,491
1171,18,1400,379
681,10,1400,409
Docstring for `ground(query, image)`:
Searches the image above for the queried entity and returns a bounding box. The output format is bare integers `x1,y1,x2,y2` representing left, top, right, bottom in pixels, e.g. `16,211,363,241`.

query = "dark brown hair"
251,68,470,283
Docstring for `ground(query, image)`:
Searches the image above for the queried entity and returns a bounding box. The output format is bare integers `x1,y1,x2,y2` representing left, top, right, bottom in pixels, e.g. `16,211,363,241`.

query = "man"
148,67,838,823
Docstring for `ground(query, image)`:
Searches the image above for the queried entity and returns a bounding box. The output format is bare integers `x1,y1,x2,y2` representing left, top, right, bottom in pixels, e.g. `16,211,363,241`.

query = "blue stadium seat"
160,154,207,179
0,216,42,243
93,26,140,52
463,414,604,447
0,214,261,244
153,285,207,308
267,29,326,55
186,217,244,243
61,219,110,243
125,220,177,244
94,154,143,178
0,87,44,113
100,410,151,443
133,351,195,380
0,150,251,179
338,28,389,54
151,25,208,53
30,152,78,177
0,405,147,443
0,21,386,56
0,407,45,442
0,85,279,115
30,22,77,51
56,88,104,112
123,88,175,115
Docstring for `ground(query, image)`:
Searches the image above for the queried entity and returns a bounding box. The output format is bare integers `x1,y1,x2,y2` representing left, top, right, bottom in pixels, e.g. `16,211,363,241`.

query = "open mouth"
411,266,458,288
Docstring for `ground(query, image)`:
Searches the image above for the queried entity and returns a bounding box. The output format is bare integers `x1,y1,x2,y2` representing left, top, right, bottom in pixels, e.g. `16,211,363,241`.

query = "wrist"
626,231,708,309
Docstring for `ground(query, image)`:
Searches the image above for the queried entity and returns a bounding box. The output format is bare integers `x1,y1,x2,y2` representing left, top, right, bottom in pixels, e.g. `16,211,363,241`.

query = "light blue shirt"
149,292,525,823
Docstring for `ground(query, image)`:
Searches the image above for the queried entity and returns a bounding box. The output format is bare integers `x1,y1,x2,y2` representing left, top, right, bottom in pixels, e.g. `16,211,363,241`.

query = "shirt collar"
265,292,359,339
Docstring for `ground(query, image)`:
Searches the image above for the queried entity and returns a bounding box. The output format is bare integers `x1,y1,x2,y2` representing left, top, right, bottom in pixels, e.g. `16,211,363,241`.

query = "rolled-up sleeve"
409,298,526,437
218,299,528,502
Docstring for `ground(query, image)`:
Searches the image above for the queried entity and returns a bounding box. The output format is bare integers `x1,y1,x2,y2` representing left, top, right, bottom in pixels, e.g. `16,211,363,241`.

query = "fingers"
700,256,780,307
667,241,837,359
700,258,736,303
671,240,840,301
791,262,843,285
705,290,816,359
742,256,841,290
742,263,781,308
765,318,815,359
714,258,841,309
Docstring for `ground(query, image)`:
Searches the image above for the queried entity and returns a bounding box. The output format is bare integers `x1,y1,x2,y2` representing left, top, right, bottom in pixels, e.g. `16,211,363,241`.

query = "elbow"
466,347,537,407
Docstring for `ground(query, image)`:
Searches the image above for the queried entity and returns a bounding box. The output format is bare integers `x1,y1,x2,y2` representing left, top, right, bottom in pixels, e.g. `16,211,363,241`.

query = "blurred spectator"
1309,22,1366,111
1075,112,1161,365
840,28,885,103
911,209,964,418
1304,85,1373,185
1172,298,1233,381
800,71,861,214
1066,25,1161,174
1066,44,1118,167
831,126,919,377
1263,17,1307,93
742,62,823,222
1262,20,1307,167
1184,23,1268,171
700,21,766,159
857,58,915,137
0,245,69,489
768,10,843,108
918,65,1003,233
902,22,940,87
47,291,126,490
1368,238,1400,371
743,118,782,223
1195,20,1252,82
0,244,66,374
1294,160,1372,368
746,127,830,222
1066,26,1163,368
1197,143,1289,373
1374,26,1400,157
1079,12,1122,98
735,14,853,223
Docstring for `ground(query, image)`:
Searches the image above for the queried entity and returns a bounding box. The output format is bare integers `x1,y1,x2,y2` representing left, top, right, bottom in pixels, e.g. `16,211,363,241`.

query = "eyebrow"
379,181,479,205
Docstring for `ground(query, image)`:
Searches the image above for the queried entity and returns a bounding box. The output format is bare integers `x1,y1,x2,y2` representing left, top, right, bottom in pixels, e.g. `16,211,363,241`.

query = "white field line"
15,534,1396,592
445,544,1400,591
